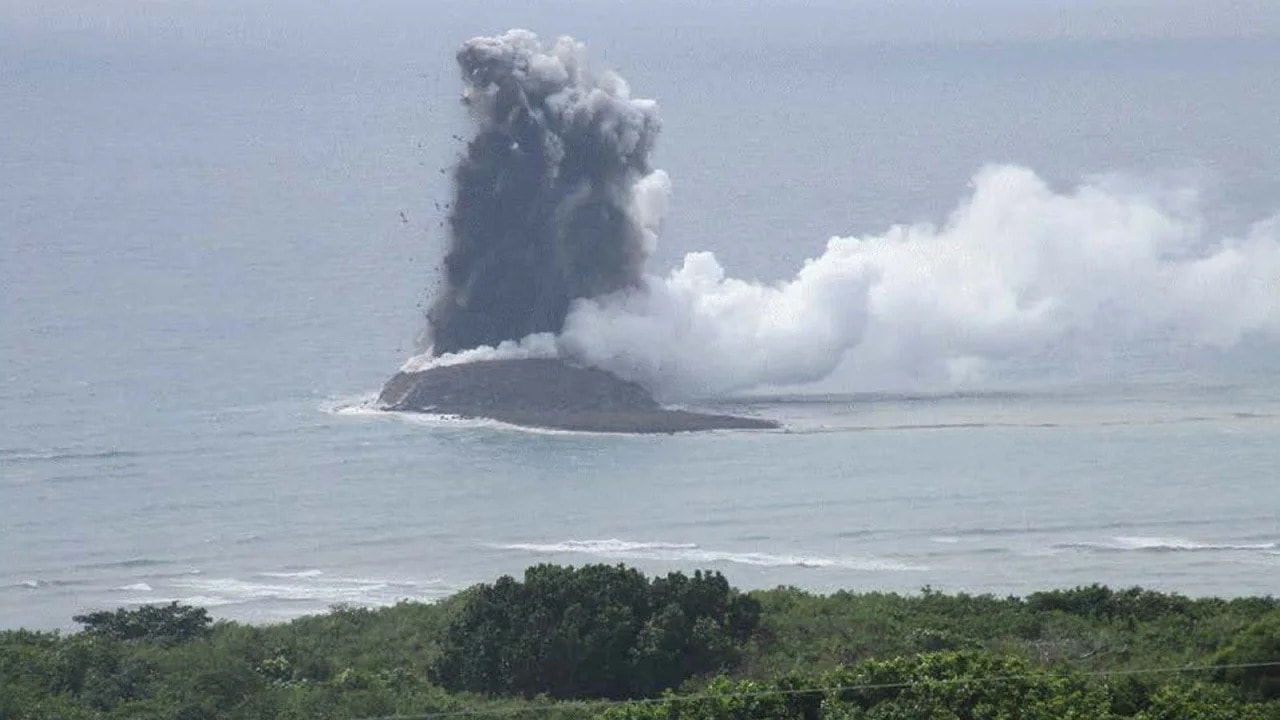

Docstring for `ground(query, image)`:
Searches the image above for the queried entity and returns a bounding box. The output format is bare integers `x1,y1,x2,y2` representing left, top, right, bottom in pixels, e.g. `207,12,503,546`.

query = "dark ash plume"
428,30,663,355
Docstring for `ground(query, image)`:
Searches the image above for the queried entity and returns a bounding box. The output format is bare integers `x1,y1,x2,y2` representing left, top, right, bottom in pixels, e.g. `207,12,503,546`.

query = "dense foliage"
603,653,1277,720
72,602,213,644
432,564,760,699
1,567,1278,720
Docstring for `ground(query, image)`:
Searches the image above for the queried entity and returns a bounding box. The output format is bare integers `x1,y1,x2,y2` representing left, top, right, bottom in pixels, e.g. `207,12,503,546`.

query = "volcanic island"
378,359,778,434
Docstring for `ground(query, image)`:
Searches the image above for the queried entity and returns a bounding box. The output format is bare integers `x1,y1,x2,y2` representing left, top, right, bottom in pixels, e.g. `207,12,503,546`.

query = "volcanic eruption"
380,30,775,432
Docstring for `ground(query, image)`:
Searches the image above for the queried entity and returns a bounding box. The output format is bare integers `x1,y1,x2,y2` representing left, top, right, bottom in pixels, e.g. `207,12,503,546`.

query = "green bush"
1212,611,1280,701
605,652,1118,720
1025,585,1196,622
72,602,212,644
431,564,760,699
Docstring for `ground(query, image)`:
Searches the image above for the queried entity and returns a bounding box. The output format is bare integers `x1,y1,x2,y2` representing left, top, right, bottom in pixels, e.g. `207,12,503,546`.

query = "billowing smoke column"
427,30,667,355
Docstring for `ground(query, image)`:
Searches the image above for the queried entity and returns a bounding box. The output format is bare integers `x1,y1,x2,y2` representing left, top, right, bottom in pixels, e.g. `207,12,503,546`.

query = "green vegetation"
433,564,759,699
2,568,1278,720
72,602,213,644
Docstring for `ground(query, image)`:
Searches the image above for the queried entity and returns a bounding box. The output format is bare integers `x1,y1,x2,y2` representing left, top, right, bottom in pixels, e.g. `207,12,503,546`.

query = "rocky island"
378,359,778,434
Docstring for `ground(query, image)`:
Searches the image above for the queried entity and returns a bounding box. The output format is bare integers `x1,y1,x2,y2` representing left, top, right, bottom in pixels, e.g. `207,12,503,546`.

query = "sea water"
3,11,1279,629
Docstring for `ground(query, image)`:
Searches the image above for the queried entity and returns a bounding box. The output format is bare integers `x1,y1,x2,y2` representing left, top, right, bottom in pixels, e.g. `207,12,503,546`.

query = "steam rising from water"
565,167,1280,396
414,30,1280,398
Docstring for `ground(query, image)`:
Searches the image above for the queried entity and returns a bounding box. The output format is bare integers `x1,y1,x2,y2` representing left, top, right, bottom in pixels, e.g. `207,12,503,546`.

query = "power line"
351,659,1280,720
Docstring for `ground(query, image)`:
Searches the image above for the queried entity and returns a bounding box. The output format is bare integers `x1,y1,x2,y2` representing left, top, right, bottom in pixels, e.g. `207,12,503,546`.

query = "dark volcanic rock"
378,359,778,433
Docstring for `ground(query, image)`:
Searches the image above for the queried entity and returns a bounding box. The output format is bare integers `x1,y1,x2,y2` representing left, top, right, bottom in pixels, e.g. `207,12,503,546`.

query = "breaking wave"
4,579,85,591
116,582,153,592
1055,536,1278,553
0,448,140,464
122,571,459,609
329,399,634,437
489,538,925,572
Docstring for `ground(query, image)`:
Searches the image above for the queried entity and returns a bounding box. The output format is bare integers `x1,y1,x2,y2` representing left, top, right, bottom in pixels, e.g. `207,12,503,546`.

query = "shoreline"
9,577,1280,634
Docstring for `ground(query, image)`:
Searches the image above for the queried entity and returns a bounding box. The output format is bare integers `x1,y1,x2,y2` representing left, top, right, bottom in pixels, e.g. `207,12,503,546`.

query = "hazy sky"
4,0,1278,61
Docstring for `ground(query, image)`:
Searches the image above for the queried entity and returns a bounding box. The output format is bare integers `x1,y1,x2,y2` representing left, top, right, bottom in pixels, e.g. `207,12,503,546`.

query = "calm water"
4,17,1279,629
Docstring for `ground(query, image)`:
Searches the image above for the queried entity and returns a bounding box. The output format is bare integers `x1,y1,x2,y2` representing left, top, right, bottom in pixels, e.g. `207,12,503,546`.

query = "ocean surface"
4,13,1280,630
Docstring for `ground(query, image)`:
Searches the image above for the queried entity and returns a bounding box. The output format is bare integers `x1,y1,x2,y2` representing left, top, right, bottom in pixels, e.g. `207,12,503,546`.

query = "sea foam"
1056,536,1278,553
489,538,925,572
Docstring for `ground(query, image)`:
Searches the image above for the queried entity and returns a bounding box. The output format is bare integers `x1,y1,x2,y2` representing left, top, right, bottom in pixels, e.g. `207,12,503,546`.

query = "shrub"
431,564,760,699
1212,611,1280,700
73,602,213,644
1026,586,1194,622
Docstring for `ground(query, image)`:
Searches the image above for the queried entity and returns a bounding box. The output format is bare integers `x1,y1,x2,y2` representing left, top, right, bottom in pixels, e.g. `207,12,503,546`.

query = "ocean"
3,5,1279,630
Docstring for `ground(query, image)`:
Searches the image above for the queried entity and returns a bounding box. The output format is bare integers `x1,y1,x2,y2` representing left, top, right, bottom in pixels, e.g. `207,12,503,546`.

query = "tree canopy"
72,602,212,644
431,564,761,699
1,569,1278,719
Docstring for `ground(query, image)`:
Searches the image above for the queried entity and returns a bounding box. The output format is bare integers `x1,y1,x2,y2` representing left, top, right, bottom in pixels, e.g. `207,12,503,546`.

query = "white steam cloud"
410,164,1279,397
561,165,1279,397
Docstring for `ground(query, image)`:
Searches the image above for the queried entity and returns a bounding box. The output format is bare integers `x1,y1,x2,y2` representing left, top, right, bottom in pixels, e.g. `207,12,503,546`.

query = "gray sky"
4,0,1277,61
